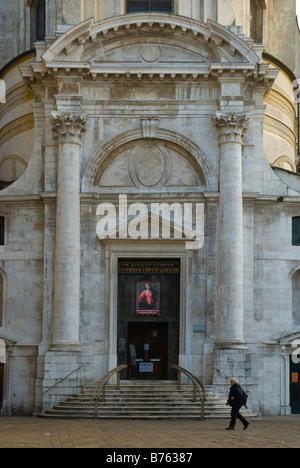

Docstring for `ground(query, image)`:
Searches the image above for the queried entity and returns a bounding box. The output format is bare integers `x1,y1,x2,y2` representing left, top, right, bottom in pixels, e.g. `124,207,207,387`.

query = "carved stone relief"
96,138,204,193
129,142,171,188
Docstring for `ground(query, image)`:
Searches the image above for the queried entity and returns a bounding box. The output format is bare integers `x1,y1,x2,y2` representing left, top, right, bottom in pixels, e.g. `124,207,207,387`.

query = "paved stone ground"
0,416,300,449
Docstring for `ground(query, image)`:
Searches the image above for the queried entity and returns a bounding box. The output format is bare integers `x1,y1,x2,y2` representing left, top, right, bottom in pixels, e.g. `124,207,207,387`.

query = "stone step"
39,381,256,420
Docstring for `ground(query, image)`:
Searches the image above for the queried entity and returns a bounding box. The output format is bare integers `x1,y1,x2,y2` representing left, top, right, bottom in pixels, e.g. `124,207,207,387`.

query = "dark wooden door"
290,357,300,414
128,322,168,380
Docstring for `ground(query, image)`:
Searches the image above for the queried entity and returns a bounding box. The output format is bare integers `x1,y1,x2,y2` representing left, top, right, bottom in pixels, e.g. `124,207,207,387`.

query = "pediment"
0,335,17,347
97,211,204,250
278,331,300,346
42,13,266,80
0,335,17,362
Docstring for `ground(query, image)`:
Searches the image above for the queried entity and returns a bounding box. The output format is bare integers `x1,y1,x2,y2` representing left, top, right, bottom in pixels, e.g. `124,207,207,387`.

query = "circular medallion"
141,45,161,63
134,143,165,187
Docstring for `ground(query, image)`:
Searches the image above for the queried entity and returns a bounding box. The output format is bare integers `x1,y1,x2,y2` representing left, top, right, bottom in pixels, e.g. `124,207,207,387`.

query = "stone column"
50,111,86,350
213,112,249,348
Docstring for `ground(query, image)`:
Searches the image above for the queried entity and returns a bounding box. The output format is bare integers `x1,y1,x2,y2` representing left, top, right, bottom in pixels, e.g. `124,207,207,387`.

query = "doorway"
290,357,300,414
128,322,168,380
117,259,180,380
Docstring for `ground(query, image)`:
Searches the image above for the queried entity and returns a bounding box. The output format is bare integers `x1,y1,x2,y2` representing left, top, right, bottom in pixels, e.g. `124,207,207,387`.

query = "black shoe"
225,427,235,430
243,422,250,431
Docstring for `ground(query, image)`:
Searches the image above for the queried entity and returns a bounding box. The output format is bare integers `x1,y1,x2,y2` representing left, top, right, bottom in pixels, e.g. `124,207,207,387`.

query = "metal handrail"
43,364,84,395
171,364,206,420
93,364,128,419
211,365,251,394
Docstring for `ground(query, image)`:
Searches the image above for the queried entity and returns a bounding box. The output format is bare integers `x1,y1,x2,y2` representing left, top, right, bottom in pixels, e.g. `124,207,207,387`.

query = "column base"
49,342,82,352
213,346,249,390
215,341,247,350
41,349,83,413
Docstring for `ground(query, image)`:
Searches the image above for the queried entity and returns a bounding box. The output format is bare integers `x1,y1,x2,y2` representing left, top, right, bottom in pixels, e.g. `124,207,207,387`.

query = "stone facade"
0,1,300,416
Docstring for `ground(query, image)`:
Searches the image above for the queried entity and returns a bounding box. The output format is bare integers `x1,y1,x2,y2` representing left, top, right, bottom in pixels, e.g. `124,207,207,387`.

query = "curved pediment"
42,13,261,80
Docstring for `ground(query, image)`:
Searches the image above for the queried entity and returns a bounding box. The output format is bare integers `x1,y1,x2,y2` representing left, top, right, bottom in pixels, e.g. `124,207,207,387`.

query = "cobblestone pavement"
0,416,299,449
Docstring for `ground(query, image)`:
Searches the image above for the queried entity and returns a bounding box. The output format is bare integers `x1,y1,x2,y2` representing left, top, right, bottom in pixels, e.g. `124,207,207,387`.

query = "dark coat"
227,383,245,407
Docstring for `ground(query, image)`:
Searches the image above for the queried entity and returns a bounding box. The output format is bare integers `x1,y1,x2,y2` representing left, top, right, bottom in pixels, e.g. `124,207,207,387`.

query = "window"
30,0,46,45
250,0,264,43
0,217,4,246
292,217,300,246
293,271,300,326
36,0,46,40
127,0,172,14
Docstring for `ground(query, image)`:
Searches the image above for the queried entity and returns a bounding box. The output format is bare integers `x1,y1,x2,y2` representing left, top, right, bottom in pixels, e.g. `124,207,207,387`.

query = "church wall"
0,201,44,415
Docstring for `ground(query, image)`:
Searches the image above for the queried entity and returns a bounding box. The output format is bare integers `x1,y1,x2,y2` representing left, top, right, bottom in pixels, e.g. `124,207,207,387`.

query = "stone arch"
273,155,296,172
0,155,28,183
82,127,218,193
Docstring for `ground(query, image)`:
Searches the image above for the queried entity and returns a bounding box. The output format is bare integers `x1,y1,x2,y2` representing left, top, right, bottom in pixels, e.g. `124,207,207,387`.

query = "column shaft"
50,111,86,350
213,112,249,348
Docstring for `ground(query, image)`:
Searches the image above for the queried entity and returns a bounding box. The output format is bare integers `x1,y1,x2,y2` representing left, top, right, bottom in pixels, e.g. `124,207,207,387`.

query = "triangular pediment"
0,335,17,347
97,210,204,250
41,13,268,81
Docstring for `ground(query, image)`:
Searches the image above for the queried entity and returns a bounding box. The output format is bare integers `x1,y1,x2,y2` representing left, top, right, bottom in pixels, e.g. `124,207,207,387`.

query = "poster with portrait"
136,281,161,316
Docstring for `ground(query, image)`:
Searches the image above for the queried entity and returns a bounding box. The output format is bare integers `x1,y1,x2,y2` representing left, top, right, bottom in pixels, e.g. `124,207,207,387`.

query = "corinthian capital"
51,111,87,142
213,112,249,144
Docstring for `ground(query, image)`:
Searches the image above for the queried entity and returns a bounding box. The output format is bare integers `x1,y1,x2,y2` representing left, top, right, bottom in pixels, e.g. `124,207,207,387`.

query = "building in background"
0,0,300,416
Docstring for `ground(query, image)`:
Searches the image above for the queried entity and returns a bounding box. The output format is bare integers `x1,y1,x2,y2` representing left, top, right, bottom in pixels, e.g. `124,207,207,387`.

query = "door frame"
279,334,300,415
290,355,300,414
103,239,191,374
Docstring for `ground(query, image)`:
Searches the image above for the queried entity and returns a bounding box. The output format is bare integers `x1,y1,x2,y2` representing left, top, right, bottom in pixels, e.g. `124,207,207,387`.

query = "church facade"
0,0,300,416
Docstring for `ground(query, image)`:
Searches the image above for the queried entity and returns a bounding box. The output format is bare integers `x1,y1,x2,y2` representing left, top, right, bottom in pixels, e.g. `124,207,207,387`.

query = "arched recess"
273,155,296,173
0,155,28,184
82,128,218,193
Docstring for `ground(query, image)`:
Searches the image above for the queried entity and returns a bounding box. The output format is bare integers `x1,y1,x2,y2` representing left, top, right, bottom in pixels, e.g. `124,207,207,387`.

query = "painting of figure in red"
136,281,160,316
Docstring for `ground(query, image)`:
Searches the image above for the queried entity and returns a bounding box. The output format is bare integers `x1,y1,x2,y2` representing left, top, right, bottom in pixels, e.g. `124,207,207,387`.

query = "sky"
297,0,300,20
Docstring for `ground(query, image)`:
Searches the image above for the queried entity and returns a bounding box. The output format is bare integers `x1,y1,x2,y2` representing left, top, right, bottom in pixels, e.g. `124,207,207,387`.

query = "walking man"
225,378,250,431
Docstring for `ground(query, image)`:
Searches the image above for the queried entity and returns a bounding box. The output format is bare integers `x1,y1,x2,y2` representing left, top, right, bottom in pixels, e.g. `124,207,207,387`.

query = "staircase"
39,381,254,420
